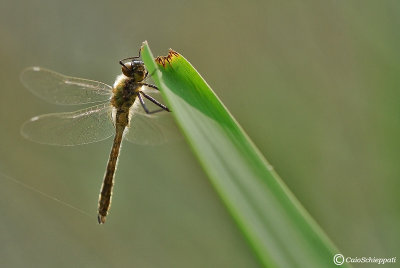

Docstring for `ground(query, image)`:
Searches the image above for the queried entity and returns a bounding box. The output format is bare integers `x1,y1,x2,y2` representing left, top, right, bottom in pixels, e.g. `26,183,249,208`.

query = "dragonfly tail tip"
97,214,106,224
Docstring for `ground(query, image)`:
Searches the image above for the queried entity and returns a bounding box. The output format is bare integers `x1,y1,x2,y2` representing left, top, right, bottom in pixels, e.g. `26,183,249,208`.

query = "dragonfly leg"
140,91,170,112
145,68,158,79
119,47,142,67
119,56,140,68
138,92,170,114
140,82,158,90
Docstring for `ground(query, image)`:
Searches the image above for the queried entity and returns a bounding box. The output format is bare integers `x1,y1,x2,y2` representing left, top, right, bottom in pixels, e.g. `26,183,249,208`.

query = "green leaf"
141,41,347,268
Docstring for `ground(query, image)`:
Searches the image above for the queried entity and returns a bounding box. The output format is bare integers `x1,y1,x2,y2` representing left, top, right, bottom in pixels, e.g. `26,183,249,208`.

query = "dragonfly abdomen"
98,120,126,224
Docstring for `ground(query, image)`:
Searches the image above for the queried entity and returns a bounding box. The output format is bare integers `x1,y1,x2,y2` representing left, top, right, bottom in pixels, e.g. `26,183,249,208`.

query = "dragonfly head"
121,60,147,82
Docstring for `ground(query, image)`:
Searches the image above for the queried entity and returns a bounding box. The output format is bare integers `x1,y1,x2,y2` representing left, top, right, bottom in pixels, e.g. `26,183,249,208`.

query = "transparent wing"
124,88,180,145
21,103,115,146
20,67,112,105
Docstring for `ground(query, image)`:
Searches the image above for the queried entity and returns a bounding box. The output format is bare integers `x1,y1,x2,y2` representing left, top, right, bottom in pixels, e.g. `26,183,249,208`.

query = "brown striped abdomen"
97,121,126,224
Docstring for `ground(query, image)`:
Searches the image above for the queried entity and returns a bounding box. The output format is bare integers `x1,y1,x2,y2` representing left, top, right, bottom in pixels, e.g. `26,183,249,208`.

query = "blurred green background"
0,0,399,267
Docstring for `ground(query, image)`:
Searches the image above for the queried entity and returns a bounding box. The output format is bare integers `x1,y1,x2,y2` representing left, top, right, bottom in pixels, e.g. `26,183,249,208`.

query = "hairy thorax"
110,74,142,127
111,75,142,109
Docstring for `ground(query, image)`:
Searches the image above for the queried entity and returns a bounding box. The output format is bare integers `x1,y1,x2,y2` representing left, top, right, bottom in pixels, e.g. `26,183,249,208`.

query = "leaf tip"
140,41,148,53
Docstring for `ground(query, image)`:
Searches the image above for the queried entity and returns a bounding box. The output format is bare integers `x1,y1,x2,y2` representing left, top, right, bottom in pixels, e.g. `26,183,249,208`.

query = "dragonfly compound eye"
121,62,134,77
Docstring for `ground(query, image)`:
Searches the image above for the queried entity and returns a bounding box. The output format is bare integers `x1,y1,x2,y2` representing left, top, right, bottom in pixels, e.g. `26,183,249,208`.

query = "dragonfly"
20,51,176,224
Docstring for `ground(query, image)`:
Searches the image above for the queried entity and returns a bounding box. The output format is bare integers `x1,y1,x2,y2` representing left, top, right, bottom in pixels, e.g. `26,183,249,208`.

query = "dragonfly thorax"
111,74,142,111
